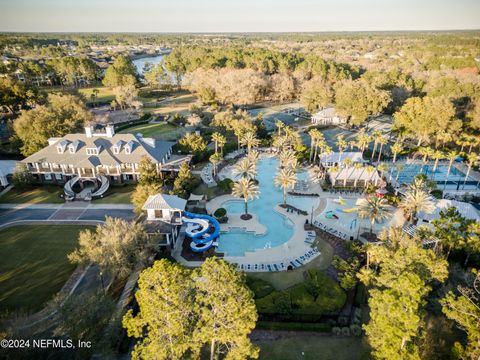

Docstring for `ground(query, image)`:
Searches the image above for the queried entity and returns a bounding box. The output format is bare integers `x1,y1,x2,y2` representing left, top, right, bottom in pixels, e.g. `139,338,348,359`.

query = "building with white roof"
142,193,187,248
311,107,347,126
329,166,381,188
418,199,480,224
320,152,364,168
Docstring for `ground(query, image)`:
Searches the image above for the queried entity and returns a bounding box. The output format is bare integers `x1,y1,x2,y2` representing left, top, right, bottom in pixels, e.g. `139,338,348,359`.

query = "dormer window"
68,140,80,154
56,140,69,154
125,140,134,154
86,148,98,155
113,140,123,154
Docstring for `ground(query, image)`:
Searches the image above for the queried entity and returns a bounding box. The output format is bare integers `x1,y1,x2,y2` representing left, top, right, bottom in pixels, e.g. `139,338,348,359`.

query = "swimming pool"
217,156,319,256
315,197,394,237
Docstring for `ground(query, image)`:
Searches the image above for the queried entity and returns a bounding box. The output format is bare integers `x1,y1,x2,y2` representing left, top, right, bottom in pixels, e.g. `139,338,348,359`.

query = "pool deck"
219,213,267,235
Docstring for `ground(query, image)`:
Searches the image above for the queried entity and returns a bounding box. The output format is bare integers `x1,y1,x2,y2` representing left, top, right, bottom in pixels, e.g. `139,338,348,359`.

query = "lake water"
132,54,167,75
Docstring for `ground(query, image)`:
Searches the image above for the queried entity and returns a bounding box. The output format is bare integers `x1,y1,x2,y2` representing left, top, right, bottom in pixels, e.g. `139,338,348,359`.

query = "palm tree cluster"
274,148,298,206
231,150,261,219
399,177,435,223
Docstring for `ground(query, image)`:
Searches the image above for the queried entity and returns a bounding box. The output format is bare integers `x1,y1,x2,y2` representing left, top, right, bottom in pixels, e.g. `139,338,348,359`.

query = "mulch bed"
180,236,224,261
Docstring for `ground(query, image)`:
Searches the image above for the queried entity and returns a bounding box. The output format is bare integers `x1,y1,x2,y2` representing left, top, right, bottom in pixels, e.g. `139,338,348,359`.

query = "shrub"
332,327,342,336
256,321,331,332
213,208,227,218
217,178,234,192
341,327,351,336
350,324,362,336
12,163,35,190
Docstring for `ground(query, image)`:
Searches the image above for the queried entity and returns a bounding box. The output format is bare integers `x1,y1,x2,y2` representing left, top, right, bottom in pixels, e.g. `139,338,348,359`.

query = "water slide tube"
333,197,347,205
343,208,358,213
183,211,221,252
325,211,339,220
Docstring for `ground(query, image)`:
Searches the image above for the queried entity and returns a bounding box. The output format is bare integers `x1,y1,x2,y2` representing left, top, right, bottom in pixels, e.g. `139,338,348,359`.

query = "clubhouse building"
21,124,189,199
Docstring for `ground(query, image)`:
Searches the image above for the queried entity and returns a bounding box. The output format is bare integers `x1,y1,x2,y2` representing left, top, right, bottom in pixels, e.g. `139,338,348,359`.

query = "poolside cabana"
320,152,364,168
329,166,381,188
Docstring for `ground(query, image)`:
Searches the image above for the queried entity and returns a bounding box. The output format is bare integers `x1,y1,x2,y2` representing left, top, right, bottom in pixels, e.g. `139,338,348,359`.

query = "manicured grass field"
93,185,135,204
0,186,64,204
119,122,180,140
257,335,370,360
78,86,116,104
0,225,94,313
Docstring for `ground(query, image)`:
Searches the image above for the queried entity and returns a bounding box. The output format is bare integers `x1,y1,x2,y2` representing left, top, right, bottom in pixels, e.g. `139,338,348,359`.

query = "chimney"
105,124,115,138
85,125,93,138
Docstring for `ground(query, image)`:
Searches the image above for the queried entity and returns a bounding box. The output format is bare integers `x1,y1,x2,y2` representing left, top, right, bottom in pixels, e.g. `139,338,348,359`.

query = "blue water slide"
183,211,220,251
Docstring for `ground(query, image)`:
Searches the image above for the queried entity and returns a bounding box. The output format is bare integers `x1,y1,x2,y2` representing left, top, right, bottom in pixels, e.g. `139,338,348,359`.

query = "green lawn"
93,185,135,204
257,335,370,360
119,122,181,140
0,186,64,204
78,86,116,104
248,238,334,290
0,225,94,314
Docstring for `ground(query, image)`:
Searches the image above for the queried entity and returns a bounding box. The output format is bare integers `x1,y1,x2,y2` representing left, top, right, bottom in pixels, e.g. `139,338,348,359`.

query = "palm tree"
364,165,376,188
376,136,388,163
247,149,259,165
279,149,296,169
209,153,223,177
443,150,459,190
309,128,321,162
211,132,226,155
391,142,403,163
343,158,353,186
239,131,260,153
418,146,434,173
353,163,363,188
399,181,435,223
355,130,371,157
377,163,389,182
371,130,383,162
462,152,477,189
393,163,405,185
320,145,333,167
311,165,325,184
233,158,256,180
232,178,260,216
357,196,392,234
275,119,285,136
336,134,348,164
431,150,444,174
274,168,297,206
329,165,340,187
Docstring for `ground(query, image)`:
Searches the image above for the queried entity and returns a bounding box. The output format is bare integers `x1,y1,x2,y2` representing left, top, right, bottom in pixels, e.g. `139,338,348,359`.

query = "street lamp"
99,270,105,295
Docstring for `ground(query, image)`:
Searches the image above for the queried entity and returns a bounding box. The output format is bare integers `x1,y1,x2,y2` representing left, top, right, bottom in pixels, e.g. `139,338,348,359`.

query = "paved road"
0,203,135,226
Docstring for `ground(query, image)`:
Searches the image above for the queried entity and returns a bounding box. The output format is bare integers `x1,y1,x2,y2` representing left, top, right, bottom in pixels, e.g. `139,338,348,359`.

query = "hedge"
255,269,346,321
246,277,275,299
256,321,331,332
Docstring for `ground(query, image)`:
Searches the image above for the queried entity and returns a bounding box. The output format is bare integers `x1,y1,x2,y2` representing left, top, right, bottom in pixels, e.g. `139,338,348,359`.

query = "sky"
0,0,479,32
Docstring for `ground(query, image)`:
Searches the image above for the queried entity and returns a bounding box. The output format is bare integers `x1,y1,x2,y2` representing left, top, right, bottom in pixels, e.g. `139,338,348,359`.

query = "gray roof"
22,133,175,167
142,193,187,211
